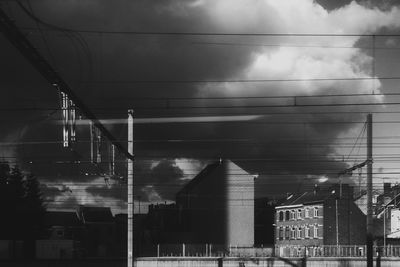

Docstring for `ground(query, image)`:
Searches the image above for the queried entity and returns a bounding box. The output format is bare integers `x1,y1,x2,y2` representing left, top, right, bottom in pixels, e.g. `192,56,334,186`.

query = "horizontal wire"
78,76,399,84
3,102,400,111
16,26,400,37
191,41,400,50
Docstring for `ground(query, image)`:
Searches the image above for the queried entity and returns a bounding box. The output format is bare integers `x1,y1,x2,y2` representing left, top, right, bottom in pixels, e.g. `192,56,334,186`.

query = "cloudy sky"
1,0,400,214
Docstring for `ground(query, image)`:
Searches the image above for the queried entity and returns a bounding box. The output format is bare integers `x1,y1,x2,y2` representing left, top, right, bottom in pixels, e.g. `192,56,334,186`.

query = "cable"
15,26,400,37
345,122,367,162
191,41,400,50
78,76,399,84
3,101,400,111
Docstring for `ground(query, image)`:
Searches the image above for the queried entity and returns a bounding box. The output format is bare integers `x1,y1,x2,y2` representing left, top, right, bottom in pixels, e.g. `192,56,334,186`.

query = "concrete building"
275,184,366,249
176,160,254,247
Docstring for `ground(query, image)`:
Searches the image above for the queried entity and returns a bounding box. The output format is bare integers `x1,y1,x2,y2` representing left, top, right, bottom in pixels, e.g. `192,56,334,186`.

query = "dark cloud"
40,183,74,208
1,0,400,204
84,159,185,203
134,159,185,201
40,184,63,202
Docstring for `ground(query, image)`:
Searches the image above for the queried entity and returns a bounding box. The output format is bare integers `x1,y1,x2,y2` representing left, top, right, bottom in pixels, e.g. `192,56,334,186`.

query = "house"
275,184,366,256
375,183,400,244
115,214,127,257
354,189,381,216
77,205,116,257
42,211,83,240
254,197,277,246
36,211,84,259
176,159,255,247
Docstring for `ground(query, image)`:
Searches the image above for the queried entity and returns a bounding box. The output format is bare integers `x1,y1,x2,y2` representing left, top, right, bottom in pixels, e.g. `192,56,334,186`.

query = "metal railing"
153,244,274,257
145,244,400,258
275,245,400,258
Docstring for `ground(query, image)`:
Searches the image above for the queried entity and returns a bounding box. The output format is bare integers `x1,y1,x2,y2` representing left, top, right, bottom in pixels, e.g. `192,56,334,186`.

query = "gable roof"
278,191,326,207
78,206,114,223
176,160,221,197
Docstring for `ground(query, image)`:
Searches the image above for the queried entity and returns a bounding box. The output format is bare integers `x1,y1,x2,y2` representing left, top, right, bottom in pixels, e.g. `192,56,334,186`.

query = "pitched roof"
176,160,221,197
79,206,114,223
278,192,326,207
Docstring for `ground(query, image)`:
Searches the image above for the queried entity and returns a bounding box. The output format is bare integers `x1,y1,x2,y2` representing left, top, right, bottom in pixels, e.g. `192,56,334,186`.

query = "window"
291,210,296,220
291,227,296,239
314,207,319,217
297,209,302,220
305,208,309,218
314,224,318,238
285,210,290,221
279,211,284,221
285,226,290,240
279,227,284,240
297,226,302,239
305,226,310,238
56,230,64,237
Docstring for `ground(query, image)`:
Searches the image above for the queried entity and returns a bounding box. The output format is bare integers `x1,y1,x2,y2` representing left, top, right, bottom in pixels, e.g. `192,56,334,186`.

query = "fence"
149,244,400,258
155,244,273,257
275,245,400,258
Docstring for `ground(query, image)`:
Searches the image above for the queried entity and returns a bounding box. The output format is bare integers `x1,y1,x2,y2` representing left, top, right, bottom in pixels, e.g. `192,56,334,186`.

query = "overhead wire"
2,2,400,211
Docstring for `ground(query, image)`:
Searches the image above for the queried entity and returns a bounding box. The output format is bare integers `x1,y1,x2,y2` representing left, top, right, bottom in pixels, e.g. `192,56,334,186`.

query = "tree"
0,162,45,240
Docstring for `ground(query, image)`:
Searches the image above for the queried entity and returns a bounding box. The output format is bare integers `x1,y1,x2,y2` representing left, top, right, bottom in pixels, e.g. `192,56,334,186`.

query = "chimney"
314,184,320,195
384,183,391,195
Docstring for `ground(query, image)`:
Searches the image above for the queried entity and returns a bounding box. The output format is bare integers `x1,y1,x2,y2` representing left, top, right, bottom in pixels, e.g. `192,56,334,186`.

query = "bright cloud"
192,0,400,97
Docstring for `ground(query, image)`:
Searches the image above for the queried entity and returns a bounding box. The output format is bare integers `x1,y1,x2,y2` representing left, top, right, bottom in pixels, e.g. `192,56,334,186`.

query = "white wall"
226,161,254,247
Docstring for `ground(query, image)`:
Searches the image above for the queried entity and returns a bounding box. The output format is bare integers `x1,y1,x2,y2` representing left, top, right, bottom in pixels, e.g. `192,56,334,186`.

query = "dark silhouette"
0,162,46,258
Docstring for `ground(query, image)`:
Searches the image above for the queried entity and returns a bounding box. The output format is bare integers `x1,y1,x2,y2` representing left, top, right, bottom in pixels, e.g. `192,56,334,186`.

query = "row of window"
277,207,321,222
277,224,322,240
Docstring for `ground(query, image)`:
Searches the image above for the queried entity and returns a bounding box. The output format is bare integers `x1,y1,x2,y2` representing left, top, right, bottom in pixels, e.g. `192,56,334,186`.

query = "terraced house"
275,184,366,251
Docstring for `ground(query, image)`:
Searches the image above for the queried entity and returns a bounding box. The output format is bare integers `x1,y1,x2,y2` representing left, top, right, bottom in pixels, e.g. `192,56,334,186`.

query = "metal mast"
128,110,134,267
366,113,373,267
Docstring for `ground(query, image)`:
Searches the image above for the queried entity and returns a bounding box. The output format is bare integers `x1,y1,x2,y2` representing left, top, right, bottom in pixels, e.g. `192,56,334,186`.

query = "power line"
0,5,134,161
191,41,400,50
78,76,399,84
15,26,400,37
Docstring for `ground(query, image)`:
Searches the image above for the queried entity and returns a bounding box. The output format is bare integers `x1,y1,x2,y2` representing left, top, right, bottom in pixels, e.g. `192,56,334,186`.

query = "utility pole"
366,113,373,267
128,110,134,267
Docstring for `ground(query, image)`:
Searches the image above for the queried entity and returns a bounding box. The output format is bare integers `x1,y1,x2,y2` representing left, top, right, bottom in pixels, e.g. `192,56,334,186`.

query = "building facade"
275,185,366,250
176,160,254,247
276,201,324,247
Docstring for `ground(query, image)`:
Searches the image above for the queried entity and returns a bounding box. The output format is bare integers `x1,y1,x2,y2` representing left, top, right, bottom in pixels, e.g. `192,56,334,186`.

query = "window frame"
314,224,318,238
279,211,284,222
314,207,319,218
305,225,309,238
297,209,302,220
297,226,302,239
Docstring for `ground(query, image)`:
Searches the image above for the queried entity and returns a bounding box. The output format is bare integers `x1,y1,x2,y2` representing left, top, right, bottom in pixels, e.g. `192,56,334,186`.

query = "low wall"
135,257,400,267
0,259,126,267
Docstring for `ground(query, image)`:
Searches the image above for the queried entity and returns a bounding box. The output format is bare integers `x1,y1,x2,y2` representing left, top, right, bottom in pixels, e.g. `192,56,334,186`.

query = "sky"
1,0,400,214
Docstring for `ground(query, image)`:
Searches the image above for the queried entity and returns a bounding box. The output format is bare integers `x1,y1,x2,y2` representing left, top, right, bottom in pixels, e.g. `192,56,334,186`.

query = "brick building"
275,184,366,249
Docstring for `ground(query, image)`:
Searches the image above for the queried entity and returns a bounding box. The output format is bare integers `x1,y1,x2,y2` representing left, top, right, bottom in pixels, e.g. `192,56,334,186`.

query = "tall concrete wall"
176,160,254,246
226,161,254,247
